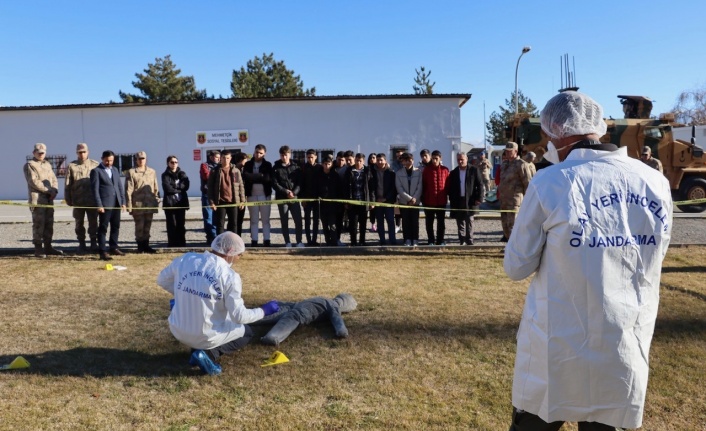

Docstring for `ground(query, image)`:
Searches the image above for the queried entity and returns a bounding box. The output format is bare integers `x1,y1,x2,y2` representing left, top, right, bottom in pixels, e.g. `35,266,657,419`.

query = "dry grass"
0,247,704,431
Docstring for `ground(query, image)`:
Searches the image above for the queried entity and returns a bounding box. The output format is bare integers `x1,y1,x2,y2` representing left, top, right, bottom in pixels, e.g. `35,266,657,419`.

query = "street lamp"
514,46,532,115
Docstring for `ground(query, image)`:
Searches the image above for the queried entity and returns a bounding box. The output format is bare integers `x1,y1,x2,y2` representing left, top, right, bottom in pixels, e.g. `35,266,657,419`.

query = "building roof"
0,93,472,112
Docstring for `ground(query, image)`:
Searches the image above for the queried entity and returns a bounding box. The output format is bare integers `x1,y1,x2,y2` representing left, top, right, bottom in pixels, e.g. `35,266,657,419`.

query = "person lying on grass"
252,293,357,346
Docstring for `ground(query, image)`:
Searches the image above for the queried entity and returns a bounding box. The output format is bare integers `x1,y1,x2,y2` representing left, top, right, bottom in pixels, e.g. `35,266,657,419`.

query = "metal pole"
514,46,532,115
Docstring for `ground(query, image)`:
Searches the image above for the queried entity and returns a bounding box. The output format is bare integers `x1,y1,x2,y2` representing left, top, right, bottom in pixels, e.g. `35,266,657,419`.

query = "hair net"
211,232,245,257
540,91,607,140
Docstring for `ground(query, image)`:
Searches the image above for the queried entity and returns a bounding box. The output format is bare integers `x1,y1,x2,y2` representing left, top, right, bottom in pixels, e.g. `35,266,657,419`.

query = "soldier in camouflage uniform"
478,152,493,198
65,143,100,253
523,151,537,176
498,142,534,241
23,143,62,258
641,146,663,174
125,151,160,253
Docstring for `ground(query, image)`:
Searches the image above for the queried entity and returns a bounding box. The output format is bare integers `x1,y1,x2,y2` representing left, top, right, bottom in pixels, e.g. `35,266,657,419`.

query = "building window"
26,154,68,178
291,150,306,166
291,149,335,165
318,149,335,160
389,146,409,164
115,153,135,176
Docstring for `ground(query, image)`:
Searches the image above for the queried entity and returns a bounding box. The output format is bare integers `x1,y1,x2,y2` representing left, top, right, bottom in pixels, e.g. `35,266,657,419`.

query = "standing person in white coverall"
157,232,279,375
504,91,672,431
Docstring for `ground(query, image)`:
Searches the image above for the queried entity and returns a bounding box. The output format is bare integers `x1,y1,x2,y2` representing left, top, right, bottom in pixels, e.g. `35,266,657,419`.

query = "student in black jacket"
343,153,375,246
272,146,304,247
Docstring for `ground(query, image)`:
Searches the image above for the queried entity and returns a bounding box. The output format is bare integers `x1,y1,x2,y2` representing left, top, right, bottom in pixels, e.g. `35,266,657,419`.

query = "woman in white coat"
504,92,672,430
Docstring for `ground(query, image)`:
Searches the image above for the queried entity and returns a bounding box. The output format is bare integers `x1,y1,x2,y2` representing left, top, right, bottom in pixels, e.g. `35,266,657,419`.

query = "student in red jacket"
421,150,450,245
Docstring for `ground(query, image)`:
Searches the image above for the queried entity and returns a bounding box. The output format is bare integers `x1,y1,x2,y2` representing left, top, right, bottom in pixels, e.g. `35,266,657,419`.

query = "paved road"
0,199,703,254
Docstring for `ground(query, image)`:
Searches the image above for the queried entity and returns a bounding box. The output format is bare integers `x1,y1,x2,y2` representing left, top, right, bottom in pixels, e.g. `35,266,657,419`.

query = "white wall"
0,96,465,200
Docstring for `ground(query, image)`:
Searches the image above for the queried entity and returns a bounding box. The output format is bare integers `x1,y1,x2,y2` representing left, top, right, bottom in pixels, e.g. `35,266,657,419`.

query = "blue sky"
2,0,705,145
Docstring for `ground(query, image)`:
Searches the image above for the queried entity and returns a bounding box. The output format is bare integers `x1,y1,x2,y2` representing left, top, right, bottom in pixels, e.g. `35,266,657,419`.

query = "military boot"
90,238,100,253
142,240,157,254
77,239,89,254
44,242,64,256
34,242,46,258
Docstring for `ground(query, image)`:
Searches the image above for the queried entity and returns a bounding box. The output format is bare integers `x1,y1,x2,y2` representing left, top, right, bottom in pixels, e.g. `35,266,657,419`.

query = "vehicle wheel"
676,177,706,213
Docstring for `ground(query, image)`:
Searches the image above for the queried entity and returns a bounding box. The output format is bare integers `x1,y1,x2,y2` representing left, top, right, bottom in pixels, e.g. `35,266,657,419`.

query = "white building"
1,94,470,200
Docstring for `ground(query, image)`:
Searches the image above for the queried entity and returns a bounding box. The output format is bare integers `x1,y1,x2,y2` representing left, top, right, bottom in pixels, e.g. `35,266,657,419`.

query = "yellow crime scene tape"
1,197,705,213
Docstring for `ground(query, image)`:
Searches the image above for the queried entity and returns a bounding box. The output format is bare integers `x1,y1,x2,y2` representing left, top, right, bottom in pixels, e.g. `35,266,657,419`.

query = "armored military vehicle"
507,95,706,212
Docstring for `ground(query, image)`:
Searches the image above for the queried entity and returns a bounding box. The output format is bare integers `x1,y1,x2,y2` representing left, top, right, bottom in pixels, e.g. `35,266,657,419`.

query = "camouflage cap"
642,146,651,155
76,143,88,152
505,142,518,151
33,143,47,153
135,151,147,159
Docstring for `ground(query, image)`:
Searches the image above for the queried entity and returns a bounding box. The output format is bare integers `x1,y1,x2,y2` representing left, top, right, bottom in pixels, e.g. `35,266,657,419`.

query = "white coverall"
504,147,672,429
157,251,264,350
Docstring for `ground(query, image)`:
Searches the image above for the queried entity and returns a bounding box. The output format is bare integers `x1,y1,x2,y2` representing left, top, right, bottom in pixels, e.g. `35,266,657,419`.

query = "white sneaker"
296,242,305,248
412,240,419,247
395,226,401,234
285,243,292,248
404,240,411,246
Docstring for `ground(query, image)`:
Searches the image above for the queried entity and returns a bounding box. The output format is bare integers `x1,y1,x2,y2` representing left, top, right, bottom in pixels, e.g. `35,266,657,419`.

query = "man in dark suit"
448,152,483,245
91,150,126,260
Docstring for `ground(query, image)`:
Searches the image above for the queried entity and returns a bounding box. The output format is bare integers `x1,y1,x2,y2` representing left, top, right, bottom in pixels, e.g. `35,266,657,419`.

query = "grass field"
0,247,704,430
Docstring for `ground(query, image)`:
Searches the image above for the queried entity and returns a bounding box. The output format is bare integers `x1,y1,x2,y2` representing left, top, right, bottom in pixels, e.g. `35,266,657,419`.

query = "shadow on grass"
0,348,194,377
662,282,706,302
661,266,706,274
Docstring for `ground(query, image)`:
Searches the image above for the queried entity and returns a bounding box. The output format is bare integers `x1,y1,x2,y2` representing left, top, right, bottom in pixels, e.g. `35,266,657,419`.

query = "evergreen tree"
485,91,539,145
119,55,208,103
413,66,435,95
231,53,315,98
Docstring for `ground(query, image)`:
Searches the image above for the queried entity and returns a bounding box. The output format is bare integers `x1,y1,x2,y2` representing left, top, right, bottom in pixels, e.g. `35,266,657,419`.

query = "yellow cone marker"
260,351,290,367
0,356,30,370
105,264,114,271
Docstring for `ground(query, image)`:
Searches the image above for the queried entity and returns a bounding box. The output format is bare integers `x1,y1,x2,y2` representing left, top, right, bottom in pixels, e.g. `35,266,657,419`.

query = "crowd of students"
199,145,485,247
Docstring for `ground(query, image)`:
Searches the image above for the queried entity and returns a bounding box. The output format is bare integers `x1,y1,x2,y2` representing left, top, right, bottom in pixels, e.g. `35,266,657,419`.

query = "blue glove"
261,300,280,316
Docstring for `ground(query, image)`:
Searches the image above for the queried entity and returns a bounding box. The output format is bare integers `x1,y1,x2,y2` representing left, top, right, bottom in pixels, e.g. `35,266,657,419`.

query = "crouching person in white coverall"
504,91,672,431
157,232,279,375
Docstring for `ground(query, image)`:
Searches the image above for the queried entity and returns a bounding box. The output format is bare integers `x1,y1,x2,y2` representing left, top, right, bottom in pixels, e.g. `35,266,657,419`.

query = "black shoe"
100,252,112,261
251,240,259,247
143,242,157,254
263,240,271,247
500,235,508,243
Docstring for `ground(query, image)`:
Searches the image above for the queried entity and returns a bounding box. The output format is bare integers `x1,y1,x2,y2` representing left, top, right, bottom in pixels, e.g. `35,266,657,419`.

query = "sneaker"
285,243,292,248
439,242,447,246
412,240,419,247
189,350,222,376
337,240,346,246
296,242,306,248
404,240,412,246
370,224,377,232
395,226,402,234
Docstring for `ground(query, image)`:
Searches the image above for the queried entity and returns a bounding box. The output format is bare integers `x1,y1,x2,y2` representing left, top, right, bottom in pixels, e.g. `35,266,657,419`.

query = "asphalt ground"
0,199,703,255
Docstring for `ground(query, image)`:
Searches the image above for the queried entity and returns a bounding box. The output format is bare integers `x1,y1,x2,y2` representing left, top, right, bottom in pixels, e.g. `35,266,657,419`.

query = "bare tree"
672,84,706,125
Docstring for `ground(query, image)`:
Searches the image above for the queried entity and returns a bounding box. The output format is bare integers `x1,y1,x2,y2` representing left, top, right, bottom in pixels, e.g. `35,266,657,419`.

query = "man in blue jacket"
90,150,126,261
